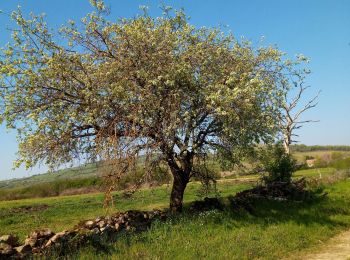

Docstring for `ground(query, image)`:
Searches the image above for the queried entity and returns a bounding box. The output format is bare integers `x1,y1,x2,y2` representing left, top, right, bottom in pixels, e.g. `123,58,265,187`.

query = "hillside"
1,147,350,201
0,163,100,190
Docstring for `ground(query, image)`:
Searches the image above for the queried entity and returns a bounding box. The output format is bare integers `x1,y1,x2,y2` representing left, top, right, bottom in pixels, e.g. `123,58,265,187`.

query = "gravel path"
301,229,350,260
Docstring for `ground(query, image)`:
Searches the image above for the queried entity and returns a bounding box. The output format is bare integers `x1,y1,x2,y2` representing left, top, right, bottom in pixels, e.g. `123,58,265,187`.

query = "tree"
278,61,320,154
0,2,292,212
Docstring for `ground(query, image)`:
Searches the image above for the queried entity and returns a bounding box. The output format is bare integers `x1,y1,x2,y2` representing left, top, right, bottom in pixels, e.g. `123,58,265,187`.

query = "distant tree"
278,59,320,154
0,2,296,212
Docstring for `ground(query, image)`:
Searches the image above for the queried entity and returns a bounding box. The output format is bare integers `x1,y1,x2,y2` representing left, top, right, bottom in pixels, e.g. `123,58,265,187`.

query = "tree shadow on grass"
180,194,350,230
49,194,350,258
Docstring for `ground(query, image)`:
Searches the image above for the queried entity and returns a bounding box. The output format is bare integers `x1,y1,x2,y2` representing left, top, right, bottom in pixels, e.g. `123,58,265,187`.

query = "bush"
259,144,297,184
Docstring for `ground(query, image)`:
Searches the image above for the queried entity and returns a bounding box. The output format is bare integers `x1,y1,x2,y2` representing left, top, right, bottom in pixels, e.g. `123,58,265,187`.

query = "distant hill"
291,144,350,152
0,163,100,190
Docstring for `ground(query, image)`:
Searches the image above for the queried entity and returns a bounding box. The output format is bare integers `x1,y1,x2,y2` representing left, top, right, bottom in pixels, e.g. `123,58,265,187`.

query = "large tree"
0,2,291,212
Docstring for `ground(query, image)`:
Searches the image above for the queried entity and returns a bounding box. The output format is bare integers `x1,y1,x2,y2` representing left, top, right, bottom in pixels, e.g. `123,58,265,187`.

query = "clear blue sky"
0,0,349,180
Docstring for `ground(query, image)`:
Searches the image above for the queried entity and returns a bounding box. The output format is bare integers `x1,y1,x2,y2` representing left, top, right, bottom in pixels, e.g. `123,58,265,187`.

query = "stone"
0,242,14,255
44,240,53,248
85,220,95,229
39,229,54,238
29,231,39,239
25,229,54,247
118,215,125,224
97,220,106,229
45,230,68,247
0,234,19,247
15,244,32,254
100,224,115,235
115,223,120,231
24,237,37,247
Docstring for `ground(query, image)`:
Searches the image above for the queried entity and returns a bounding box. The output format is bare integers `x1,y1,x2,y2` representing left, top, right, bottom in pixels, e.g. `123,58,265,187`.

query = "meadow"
2,149,350,202
76,181,350,259
2,148,350,259
1,167,350,259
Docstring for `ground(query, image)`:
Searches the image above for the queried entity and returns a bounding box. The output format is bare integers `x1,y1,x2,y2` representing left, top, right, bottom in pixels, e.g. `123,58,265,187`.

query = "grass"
0,177,103,201
0,171,350,259
2,147,349,202
294,167,337,178
0,167,341,202
0,180,250,240
74,180,350,259
67,181,350,259
293,150,350,162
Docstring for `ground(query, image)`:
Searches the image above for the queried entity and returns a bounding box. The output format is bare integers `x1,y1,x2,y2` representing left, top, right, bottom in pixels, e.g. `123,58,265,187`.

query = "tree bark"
169,172,188,213
164,150,192,213
283,132,291,154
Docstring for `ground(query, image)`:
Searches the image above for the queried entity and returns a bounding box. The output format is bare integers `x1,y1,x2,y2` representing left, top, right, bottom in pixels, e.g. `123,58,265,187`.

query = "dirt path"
300,229,350,260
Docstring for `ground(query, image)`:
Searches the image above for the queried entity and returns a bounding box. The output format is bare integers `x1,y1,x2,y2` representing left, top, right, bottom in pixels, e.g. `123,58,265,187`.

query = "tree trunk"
169,170,189,213
283,138,290,154
283,125,292,154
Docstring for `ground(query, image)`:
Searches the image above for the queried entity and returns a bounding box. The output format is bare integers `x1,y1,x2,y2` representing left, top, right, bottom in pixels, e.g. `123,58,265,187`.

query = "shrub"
259,144,297,184
305,155,315,160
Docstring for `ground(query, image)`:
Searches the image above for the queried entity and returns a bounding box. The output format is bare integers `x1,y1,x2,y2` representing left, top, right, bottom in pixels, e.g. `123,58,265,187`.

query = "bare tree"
279,74,320,154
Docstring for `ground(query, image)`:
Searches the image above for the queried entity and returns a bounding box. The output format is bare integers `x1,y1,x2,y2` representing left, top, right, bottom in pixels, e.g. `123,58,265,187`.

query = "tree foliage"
0,2,301,211
259,143,297,184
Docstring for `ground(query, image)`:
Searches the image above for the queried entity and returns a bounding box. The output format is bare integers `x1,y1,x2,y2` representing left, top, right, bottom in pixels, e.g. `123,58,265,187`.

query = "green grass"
75,180,350,259
294,167,337,178
0,177,103,201
1,176,350,259
2,148,349,202
0,181,249,240
293,150,350,162
0,166,340,202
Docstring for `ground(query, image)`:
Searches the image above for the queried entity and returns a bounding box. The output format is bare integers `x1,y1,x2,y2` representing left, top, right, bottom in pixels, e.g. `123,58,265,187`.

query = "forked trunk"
169,171,189,213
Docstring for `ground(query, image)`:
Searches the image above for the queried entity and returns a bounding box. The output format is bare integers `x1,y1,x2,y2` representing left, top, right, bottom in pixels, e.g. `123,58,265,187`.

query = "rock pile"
0,209,167,259
234,178,313,201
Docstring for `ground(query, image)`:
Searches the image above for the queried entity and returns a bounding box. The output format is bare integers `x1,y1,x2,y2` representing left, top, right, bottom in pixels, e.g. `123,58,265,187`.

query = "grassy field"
0,180,249,240
1,168,350,259
293,150,350,163
74,180,350,259
2,148,350,202
293,167,336,178
72,181,350,259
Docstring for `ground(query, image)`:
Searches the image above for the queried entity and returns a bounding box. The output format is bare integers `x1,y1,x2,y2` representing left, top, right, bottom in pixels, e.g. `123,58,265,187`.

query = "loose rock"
15,244,32,254
45,230,69,248
97,220,106,229
85,220,95,229
0,242,14,255
0,234,19,247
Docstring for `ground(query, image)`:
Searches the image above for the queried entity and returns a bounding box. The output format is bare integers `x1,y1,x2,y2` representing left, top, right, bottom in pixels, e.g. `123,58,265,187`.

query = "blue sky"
0,0,349,180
